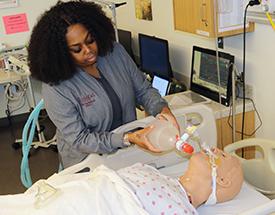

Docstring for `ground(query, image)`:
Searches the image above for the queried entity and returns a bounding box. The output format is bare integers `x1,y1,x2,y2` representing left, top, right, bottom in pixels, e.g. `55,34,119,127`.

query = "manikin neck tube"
177,128,218,205
204,148,218,205
204,164,217,205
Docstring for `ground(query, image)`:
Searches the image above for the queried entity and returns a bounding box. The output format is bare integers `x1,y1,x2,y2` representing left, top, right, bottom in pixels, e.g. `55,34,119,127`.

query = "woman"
28,0,178,168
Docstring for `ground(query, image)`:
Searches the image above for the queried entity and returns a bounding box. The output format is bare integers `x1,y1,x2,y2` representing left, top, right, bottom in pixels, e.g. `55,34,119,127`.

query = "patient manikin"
0,148,243,215
179,148,244,208
118,148,243,215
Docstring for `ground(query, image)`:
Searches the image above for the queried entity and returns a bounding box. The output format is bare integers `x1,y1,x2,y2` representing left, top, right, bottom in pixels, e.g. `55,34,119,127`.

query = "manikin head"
179,148,243,208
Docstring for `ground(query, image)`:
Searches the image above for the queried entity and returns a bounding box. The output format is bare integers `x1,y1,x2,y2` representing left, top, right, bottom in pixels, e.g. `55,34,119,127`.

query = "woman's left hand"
157,106,180,132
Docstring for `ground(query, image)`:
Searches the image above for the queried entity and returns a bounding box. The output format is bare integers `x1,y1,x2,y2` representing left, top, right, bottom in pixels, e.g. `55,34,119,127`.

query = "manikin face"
179,148,243,208
66,24,98,70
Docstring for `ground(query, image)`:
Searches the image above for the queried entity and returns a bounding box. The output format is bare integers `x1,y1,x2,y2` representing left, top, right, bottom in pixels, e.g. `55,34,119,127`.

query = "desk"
137,91,255,158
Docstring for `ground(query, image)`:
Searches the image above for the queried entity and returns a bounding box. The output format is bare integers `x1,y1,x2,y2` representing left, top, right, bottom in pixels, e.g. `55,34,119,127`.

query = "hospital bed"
55,152,275,214
12,147,273,215
1,104,275,214
45,104,275,214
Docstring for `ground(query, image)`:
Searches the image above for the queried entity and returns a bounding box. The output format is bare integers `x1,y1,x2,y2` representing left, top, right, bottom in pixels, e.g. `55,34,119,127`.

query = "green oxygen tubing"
20,99,44,188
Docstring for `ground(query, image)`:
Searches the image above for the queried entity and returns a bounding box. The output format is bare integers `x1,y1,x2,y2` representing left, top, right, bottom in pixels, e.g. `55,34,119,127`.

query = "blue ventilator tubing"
20,99,44,188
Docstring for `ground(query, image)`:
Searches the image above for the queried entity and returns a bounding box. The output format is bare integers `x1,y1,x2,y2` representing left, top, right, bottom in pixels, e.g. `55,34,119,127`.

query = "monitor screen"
139,33,173,81
152,75,170,97
190,46,234,106
118,29,135,63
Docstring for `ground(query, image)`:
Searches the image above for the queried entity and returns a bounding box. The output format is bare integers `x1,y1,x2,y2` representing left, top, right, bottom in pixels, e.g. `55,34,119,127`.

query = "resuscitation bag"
147,119,179,151
147,119,196,154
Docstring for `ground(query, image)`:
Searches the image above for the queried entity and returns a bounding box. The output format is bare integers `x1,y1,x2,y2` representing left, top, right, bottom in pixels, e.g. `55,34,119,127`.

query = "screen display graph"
190,46,234,106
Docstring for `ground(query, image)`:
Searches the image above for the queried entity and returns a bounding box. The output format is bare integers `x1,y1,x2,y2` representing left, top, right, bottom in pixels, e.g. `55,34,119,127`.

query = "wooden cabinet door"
173,0,195,33
195,0,214,37
173,0,214,37
173,0,254,38
216,111,255,158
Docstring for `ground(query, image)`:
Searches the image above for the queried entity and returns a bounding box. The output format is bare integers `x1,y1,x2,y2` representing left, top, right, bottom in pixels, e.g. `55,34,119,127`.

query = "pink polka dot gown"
118,163,198,215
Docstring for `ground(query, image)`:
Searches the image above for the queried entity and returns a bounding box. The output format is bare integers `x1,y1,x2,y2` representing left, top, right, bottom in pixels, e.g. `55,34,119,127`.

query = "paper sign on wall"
0,0,18,9
2,13,29,34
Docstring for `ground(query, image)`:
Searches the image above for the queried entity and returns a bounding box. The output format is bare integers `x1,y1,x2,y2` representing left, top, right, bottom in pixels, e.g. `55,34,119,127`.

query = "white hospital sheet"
197,183,270,215
0,166,148,215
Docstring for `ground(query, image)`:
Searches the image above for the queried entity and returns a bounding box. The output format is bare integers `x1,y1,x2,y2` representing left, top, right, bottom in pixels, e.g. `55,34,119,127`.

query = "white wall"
1,0,275,139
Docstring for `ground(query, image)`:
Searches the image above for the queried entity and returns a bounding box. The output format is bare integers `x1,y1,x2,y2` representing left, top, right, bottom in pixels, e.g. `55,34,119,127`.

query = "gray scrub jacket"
42,43,168,168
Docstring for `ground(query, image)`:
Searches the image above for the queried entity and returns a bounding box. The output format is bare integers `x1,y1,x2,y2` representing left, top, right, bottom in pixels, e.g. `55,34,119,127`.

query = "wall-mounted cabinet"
173,0,255,38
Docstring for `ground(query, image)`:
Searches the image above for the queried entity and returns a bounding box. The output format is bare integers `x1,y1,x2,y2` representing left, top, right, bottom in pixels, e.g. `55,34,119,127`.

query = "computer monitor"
139,33,173,81
190,46,234,106
118,29,135,63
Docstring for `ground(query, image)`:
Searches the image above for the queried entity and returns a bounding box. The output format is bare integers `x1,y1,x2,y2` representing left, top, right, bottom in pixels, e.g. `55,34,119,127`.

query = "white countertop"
137,91,254,120
164,91,253,119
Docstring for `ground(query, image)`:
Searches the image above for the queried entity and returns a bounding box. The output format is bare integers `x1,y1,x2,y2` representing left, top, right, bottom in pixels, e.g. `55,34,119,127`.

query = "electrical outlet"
235,81,253,98
245,84,253,98
218,37,224,49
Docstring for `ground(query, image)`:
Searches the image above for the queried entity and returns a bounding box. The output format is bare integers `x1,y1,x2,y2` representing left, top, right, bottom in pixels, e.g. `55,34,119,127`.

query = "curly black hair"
28,0,115,85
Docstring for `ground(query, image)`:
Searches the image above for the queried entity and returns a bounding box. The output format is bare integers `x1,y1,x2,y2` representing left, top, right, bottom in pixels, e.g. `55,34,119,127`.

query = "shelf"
247,11,275,25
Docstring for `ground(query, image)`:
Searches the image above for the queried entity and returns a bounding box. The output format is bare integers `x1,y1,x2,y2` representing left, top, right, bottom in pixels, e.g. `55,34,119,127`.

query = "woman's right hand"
127,126,162,153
